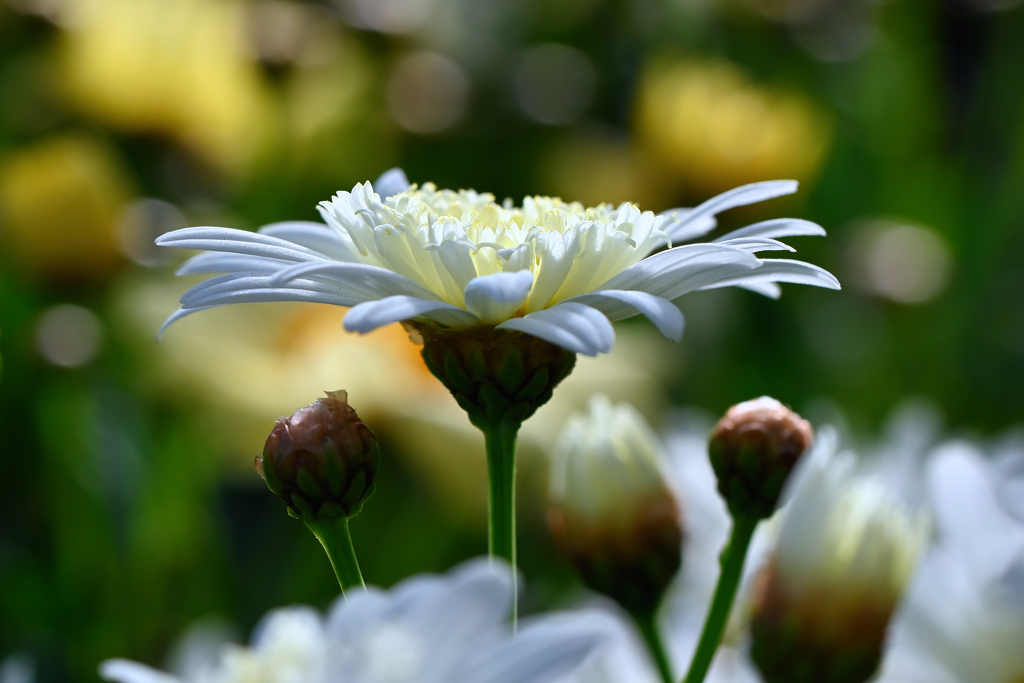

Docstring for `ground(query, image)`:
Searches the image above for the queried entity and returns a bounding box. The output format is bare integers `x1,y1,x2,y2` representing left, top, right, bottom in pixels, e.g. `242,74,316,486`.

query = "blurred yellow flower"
60,0,270,172
542,132,671,211
635,58,832,197
0,135,131,280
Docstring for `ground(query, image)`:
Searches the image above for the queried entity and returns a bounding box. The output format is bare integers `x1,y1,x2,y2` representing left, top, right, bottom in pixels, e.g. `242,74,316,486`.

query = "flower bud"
548,396,683,614
256,390,380,521
410,323,577,429
708,396,812,520
749,430,930,683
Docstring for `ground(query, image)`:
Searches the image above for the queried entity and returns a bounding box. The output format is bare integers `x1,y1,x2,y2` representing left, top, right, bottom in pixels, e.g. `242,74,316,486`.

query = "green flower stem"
304,516,365,596
682,514,758,683
482,417,520,623
635,609,674,683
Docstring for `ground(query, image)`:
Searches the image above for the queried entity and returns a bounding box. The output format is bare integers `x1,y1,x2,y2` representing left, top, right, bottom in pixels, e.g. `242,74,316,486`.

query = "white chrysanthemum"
100,559,612,683
157,169,838,356
880,443,1024,683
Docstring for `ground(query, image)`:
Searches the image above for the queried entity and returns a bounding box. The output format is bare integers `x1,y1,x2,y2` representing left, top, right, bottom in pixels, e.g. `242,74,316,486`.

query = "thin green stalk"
682,514,758,683
635,609,673,683
304,516,365,596
482,418,519,624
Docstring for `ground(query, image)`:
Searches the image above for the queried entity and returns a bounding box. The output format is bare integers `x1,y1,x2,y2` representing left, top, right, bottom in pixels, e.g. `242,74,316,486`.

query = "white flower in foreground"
100,560,610,683
748,428,931,683
157,169,838,356
880,442,1024,683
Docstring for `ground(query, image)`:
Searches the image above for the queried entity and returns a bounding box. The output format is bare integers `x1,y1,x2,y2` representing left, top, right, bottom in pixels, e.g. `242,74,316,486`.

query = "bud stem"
635,609,673,683
304,516,365,596
482,417,519,626
681,514,758,683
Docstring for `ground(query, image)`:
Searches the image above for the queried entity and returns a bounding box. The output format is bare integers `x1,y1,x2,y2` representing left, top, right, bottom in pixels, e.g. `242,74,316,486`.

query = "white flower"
100,560,611,683
157,169,838,356
880,442,1024,683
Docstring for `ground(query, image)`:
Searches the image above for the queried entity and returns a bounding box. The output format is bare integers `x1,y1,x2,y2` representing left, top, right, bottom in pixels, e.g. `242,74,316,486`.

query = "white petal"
526,229,580,313
497,302,614,356
697,259,841,292
344,296,479,334
601,243,761,299
566,290,685,341
716,237,796,253
180,273,362,308
737,282,782,298
374,167,411,199
464,271,533,324
258,221,359,262
266,260,443,301
156,227,327,263
663,180,798,243
715,218,826,242
99,660,179,683
457,613,607,683
176,252,291,276
158,305,219,339
928,443,1024,583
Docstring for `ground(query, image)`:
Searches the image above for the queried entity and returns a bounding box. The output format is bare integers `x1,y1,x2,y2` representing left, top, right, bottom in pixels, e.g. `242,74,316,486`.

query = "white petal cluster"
774,429,931,606
100,560,611,683
881,443,1024,683
550,395,669,524
158,169,839,356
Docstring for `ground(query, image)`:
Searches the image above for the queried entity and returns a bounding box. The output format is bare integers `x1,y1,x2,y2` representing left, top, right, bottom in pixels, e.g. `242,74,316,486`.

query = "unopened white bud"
751,429,930,683
548,396,682,613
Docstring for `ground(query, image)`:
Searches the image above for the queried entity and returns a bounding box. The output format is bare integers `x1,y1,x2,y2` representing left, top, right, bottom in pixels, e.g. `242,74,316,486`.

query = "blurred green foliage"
0,0,1022,680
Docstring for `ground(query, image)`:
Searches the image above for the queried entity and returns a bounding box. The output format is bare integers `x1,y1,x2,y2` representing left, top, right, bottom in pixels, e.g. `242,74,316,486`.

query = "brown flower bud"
709,397,812,520
256,390,380,521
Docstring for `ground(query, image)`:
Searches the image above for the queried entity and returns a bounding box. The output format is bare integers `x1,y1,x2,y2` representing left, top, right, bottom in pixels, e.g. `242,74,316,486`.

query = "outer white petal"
344,295,479,334
463,271,533,324
715,237,796,253
158,305,220,339
664,180,798,243
99,660,179,683
928,443,1024,584
156,227,328,263
266,260,445,301
737,282,782,298
374,167,411,199
497,302,614,356
258,221,360,262
180,273,363,308
715,217,826,242
696,259,841,292
600,243,759,293
566,290,685,341
175,252,291,276
456,612,609,683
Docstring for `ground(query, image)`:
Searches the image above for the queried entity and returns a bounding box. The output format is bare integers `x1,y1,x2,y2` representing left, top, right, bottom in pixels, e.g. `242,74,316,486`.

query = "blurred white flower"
157,169,837,356
560,404,939,683
748,428,930,682
880,442,1024,683
100,560,609,683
